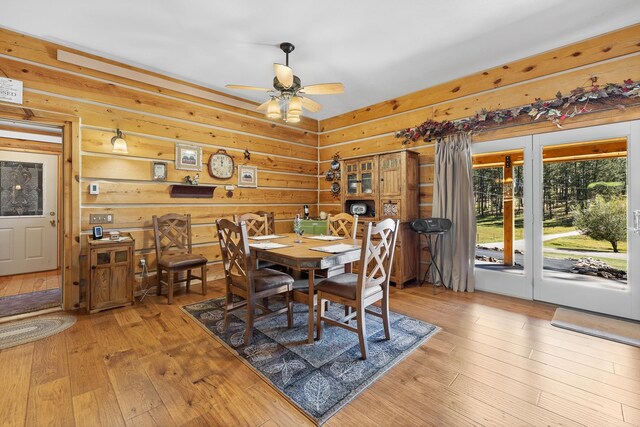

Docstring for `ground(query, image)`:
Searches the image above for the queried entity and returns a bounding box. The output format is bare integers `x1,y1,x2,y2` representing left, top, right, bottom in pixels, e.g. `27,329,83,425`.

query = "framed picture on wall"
175,143,202,171
152,161,167,181
238,165,257,187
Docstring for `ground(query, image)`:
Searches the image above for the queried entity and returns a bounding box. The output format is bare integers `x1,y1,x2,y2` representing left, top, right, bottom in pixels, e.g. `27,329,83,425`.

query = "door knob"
50,219,56,226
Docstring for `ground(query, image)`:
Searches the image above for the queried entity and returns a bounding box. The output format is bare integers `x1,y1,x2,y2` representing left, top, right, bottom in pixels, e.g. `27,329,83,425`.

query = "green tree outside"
571,195,627,253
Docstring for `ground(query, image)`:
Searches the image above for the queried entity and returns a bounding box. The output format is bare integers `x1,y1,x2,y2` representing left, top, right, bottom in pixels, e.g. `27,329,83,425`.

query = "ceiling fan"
226,42,344,123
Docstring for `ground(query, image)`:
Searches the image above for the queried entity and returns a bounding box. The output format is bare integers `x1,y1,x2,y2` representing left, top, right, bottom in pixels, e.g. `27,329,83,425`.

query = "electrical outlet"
89,213,114,224
140,258,146,267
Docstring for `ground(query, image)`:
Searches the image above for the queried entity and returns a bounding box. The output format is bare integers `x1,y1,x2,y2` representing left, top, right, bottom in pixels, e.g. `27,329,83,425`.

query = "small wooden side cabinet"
87,233,135,313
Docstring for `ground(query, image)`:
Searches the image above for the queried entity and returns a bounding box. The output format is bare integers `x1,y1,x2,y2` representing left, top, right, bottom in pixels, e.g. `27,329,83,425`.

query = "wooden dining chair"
326,213,359,238
254,211,275,235
233,213,269,237
316,218,400,359
216,218,293,345
153,213,208,304
319,213,359,281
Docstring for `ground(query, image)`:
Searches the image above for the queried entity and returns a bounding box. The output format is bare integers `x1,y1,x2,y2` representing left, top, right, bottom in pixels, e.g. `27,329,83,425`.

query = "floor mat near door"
0,288,62,318
551,307,640,347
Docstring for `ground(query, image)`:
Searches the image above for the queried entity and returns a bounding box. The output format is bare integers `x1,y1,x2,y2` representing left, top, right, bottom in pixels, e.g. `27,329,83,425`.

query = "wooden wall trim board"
1,23,639,309
56,49,258,112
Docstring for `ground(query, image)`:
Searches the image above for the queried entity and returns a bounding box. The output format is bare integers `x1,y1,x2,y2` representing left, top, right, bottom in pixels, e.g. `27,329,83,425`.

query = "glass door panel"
471,137,532,299
541,143,627,285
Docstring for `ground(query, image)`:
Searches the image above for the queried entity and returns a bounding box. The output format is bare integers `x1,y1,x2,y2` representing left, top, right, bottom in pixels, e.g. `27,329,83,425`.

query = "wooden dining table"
249,233,361,344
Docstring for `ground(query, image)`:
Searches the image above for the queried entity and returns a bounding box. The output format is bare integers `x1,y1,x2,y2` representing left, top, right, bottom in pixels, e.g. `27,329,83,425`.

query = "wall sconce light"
111,129,128,154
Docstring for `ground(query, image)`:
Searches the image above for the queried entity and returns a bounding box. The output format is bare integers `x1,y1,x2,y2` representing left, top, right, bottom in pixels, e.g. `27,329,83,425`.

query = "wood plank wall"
317,23,640,273
1,24,639,303
0,28,319,302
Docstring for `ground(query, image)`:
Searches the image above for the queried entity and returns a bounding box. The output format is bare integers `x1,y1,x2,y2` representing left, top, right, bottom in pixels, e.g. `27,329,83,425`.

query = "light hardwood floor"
0,270,61,297
1,280,639,426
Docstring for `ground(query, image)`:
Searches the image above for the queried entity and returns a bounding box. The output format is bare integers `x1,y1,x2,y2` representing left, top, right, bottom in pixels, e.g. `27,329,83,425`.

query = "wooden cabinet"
344,156,377,198
87,234,135,313
342,150,419,288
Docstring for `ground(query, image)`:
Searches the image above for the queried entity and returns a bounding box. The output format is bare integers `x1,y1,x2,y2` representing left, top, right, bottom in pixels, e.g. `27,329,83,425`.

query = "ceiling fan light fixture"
285,113,301,124
227,41,343,124
288,95,302,116
266,98,281,119
111,128,128,154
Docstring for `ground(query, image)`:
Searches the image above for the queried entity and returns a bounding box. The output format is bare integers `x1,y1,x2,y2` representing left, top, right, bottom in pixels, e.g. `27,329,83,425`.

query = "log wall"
318,23,640,274
0,28,319,304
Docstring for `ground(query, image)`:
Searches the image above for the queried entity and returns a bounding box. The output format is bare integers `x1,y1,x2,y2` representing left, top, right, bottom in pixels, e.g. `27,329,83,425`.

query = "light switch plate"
89,213,113,224
89,182,99,195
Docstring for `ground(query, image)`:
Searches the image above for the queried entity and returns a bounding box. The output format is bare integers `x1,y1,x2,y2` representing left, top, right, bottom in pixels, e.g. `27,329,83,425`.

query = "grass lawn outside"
476,215,575,244
543,234,627,253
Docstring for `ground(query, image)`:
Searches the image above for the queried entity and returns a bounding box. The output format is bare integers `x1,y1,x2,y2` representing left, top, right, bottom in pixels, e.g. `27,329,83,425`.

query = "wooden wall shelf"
169,184,216,198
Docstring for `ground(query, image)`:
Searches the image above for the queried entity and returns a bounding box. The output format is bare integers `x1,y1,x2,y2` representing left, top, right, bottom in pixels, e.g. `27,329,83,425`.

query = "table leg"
307,269,315,344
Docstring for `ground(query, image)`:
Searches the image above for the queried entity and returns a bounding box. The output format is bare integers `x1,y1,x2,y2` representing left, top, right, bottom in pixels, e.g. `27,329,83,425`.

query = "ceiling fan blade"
300,96,322,113
274,63,294,88
226,84,272,91
256,99,271,111
300,83,345,95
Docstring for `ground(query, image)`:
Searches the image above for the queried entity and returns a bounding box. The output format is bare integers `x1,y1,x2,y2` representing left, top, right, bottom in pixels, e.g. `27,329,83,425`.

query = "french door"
472,121,640,320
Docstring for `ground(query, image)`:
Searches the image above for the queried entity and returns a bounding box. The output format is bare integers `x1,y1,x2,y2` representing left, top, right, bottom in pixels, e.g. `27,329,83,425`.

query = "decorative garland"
395,78,640,143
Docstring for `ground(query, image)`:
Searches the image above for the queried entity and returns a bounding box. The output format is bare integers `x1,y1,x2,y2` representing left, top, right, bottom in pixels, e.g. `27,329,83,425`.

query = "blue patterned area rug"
182,297,440,425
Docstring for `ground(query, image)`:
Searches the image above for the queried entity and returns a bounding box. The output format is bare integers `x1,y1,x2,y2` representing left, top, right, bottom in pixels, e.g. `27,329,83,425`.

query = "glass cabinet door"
346,161,358,194
361,171,373,194
360,159,374,195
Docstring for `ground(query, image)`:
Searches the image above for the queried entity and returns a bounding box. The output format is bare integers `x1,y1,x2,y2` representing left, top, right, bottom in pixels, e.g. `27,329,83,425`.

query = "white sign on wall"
0,78,23,104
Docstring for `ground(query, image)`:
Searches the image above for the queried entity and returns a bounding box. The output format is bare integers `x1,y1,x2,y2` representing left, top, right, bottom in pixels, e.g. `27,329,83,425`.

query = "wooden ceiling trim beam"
319,54,640,147
320,23,640,131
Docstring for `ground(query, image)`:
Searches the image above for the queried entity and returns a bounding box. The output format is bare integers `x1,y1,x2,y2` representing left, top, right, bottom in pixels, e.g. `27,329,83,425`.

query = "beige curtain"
432,133,476,292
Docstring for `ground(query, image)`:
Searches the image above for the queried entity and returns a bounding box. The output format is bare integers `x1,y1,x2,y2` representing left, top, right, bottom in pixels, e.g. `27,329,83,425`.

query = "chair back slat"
357,218,399,294
153,214,193,260
234,213,269,236
327,213,358,238
253,211,275,235
217,218,253,291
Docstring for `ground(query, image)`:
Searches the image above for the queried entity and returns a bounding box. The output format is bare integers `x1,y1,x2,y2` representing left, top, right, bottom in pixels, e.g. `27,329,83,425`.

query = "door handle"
50,219,57,226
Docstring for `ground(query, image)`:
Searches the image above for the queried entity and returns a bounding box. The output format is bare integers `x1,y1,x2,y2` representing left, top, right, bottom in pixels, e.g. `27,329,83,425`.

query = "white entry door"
0,150,58,275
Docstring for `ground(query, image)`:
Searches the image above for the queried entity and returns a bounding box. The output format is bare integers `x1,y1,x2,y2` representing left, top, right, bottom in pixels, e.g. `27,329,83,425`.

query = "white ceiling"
2,0,640,120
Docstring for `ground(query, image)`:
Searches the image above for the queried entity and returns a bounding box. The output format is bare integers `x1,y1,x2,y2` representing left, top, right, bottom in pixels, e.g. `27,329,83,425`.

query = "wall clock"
208,149,234,179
